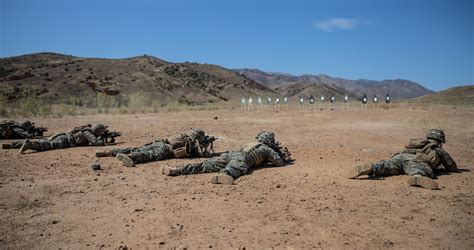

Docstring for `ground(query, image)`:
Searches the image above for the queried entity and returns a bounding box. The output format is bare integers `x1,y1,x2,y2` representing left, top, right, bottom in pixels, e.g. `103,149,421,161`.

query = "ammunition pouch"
173,143,190,158
414,150,440,168
400,149,417,155
415,152,430,163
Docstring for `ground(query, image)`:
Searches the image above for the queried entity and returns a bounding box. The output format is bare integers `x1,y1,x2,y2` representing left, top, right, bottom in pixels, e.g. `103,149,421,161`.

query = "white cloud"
313,18,373,32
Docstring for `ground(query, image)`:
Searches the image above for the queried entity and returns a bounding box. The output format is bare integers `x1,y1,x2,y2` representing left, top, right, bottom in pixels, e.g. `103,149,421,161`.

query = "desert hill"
413,85,474,106
274,81,358,100
0,53,274,105
1,53,458,106
234,68,433,99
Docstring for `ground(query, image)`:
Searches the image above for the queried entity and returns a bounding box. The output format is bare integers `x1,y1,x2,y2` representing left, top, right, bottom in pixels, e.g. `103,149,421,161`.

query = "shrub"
128,92,150,111
96,93,119,109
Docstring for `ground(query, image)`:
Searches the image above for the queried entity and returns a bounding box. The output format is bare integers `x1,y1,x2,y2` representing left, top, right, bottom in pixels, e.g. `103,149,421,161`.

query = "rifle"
101,130,122,144
28,126,48,137
0,120,15,128
199,135,218,156
275,141,294,164
1,120,47,138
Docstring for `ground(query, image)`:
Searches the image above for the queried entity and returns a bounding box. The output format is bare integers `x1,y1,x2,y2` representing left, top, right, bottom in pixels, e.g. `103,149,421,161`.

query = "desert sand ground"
0,104,473,249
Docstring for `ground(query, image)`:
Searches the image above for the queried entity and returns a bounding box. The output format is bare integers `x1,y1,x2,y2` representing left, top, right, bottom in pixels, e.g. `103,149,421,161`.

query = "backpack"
405,138,429,149
241,141,261,153
166,134,190,149
402,138,440,167
69,124,92,134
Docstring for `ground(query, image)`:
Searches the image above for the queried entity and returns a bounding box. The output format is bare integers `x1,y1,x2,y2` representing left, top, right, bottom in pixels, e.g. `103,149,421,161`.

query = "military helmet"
190,128,205,141
256,131,276,147
19,121,33,129
92,123,108,135
426,128,445,143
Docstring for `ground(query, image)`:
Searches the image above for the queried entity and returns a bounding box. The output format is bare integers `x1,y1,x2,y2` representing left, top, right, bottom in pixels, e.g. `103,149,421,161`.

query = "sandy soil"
1,105,473,249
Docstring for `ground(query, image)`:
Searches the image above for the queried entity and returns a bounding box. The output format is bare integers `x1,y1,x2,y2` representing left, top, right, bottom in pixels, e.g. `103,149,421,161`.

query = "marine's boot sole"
407,176,439,190
2,144,11,149
116,153,135,167
211,174,234,185
348,164,373,179
161,166,179,176
95,150,112,157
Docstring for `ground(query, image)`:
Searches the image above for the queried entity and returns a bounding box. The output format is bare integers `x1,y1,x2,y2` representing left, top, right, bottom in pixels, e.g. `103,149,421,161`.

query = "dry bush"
15,95,52,117
0,89,226,118
96,93,120,109
127,92,150,113
0,94,9,117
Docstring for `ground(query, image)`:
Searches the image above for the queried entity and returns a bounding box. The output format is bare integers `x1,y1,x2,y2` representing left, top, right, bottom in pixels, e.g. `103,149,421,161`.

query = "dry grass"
0,92,225,117
0,95,466,119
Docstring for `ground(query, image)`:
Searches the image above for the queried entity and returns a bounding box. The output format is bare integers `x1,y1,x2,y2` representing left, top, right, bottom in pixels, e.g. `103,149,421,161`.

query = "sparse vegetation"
0,91,226,118
0,53,275,111
0,66,14,78
0,87,53,117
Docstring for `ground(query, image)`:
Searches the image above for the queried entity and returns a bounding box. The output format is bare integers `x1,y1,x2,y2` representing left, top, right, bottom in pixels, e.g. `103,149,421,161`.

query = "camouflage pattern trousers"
372,153,434,178
10,134,72,151
177,152,250,178
111,141,174,164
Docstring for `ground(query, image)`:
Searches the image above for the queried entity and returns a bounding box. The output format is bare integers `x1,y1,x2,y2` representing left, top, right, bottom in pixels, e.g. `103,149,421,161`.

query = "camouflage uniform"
105,129,215,166
371,140,457,178
110,140,174,164
164,131,293,184
350,129,458,189
0,120,46,139
11,124,108,153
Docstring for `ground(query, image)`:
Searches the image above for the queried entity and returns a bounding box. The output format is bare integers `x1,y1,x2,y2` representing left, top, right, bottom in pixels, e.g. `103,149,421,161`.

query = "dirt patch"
0,106,473,248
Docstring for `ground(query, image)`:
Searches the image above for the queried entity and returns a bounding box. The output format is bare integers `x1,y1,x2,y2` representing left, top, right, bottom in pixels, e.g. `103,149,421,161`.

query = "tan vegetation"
0,92,225,117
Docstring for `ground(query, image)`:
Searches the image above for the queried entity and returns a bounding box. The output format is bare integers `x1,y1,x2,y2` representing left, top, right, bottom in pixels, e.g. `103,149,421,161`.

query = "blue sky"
1,0,472,91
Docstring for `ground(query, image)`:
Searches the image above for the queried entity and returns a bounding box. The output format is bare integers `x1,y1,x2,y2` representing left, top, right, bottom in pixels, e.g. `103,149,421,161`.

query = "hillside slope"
234,68,433,99
0,53,274,104
414,85,474,106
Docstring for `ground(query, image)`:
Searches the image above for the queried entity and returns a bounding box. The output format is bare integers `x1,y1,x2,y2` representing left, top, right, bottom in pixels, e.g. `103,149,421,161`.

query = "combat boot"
161,166,180,176
211,173,234,185
95,150,113,157
116,153,135,167
19,139,33,154
407,175,439,190
2,143,11,149
348,164,373,179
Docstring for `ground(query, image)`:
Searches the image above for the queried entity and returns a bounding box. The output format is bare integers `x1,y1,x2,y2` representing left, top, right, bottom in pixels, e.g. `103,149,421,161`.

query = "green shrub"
20,95,41,116
128,92,150,111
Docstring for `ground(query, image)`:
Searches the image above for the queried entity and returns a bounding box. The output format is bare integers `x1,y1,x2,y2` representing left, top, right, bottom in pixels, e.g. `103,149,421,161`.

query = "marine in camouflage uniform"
95,129,216,167
162,131,293,185
349,129,458,189
3,124,110,154
0,120,47,141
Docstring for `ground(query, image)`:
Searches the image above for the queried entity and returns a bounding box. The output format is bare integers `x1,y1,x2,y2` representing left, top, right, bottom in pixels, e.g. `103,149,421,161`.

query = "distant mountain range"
0,53,436,105
234,68,433,99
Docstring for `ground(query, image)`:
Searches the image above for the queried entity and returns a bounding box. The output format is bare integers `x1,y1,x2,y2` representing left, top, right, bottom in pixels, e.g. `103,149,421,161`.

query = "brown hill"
234,68,433,99
0,53,274,105
413,85,474,106
275,81,358,100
